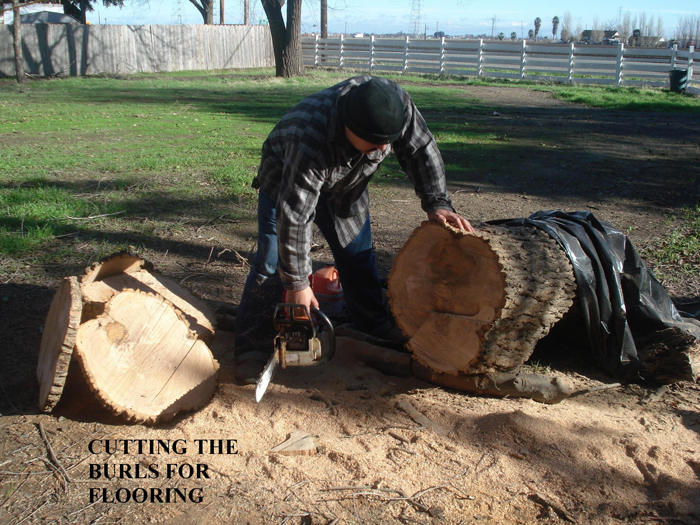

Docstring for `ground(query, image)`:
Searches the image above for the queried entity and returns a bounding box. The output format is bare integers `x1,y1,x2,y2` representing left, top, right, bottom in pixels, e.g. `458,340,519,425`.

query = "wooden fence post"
403,35,409,73
671,42,677,70
616,42,624,86
369,34,375,72
477,38,484,77
520,39,527,80
439,36,446,75
314,33,319,68
568,41,575,84
688,45,695,80
338,34,344,69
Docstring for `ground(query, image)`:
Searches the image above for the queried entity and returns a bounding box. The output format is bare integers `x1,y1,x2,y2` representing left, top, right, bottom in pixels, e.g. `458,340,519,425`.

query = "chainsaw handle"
311,306,335,362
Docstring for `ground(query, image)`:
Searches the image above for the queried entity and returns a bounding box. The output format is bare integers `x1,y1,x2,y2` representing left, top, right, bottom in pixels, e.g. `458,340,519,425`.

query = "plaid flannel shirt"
253,75,454,291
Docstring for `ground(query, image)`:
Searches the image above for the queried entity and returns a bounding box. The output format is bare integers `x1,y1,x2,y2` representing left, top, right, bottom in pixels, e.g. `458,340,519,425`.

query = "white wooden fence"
303,35,698,92
0,24,274,77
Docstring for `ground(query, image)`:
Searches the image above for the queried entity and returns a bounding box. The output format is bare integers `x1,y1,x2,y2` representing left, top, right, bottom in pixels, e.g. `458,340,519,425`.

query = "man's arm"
391,91,474,232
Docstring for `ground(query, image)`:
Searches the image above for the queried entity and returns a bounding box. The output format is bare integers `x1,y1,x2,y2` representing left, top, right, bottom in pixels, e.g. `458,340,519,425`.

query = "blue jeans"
233,192,390,359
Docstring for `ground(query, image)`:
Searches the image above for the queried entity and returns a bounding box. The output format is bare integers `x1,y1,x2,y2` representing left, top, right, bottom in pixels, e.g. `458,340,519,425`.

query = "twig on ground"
65,210,126,221
37,422,72,486
528,493,575,523
179,273,209,285
569,382,623,398
284,480,312,502
205,246,215,268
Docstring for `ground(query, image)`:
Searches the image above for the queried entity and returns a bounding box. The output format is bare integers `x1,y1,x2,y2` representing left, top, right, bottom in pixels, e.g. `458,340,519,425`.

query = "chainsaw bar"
255,353,277,403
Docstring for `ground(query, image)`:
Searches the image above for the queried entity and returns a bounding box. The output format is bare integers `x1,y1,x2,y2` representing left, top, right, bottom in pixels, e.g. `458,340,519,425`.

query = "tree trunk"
320,0,327,38
389,221,699,388
244,0,249,24
12,0,24,83
388,222,577,375
262,0,304,77
61,0,88,24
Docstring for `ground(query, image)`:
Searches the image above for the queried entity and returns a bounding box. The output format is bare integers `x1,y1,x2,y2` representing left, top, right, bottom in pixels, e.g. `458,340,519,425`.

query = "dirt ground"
1,85,699,525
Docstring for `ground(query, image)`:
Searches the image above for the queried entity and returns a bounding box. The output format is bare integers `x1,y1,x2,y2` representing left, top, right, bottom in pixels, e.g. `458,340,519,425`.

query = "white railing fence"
303,35,698,93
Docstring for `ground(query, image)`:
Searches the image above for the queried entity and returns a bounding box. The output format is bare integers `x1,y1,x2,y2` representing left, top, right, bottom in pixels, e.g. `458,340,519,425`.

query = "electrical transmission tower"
409,0,421,37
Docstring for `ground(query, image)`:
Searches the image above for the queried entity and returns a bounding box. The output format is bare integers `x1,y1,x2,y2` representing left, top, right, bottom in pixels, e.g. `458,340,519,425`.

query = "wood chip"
270,430,318,456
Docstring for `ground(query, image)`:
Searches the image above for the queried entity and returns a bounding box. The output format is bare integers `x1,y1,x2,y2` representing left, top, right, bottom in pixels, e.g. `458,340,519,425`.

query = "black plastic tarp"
489,210,699,381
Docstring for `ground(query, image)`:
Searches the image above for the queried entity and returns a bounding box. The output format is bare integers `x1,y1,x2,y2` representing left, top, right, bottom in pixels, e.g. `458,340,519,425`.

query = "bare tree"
618,11,632,42
321,0,327,38
674,15,700,47
262,0,303,77
560,11,573,42
188,0,214,24
12,0,23,83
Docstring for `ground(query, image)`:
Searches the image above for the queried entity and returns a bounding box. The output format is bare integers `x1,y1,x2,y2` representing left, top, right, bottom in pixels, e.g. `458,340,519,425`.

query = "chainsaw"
255,304,335,402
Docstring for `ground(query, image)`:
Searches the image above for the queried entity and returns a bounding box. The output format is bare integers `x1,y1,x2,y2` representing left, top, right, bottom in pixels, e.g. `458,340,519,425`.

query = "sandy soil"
1,85,698,525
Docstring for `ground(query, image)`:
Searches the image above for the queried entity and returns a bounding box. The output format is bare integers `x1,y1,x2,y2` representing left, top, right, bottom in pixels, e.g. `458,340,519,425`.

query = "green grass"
0,68,697,262
652,206,700,269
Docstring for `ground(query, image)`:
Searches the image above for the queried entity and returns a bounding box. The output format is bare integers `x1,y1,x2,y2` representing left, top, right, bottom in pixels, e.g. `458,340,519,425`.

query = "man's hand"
284,286,319,313
428,209,475,233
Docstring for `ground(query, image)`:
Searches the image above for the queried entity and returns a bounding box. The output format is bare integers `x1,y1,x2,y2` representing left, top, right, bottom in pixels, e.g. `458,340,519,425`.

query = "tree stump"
388,222,577,376
74,290,219,423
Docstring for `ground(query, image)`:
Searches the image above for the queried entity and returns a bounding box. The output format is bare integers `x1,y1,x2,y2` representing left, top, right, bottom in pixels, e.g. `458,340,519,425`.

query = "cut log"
37,277,82,412
74,289,219,423
81,252,153,284
80,252,215,342
80,270,215,342
388,222,576,375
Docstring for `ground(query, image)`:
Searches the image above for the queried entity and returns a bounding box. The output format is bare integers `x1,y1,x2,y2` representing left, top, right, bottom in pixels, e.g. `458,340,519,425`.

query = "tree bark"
188,0,214,24
320,0,327,38
12,0,24,83
37,277,82,411
388,222,577,375
262,0,304,77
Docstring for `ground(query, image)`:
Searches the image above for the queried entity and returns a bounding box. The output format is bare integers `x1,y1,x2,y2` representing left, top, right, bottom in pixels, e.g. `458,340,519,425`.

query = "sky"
87,0,698,40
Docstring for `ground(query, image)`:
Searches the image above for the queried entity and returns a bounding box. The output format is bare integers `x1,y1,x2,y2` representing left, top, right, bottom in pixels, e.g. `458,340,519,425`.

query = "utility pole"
220,0,224,24
409,0,421,38
244,0,249,25
321,0,327,38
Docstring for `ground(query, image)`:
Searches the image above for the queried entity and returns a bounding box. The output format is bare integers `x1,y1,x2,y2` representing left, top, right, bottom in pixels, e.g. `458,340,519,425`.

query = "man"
233,75,473,383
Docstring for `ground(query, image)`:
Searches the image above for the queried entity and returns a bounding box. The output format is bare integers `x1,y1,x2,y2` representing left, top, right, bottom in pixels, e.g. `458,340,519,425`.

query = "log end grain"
74,290,219,424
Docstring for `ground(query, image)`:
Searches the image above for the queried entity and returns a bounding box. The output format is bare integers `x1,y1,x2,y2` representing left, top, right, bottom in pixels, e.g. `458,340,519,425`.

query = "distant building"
1,1,67,24
628,35,666,48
